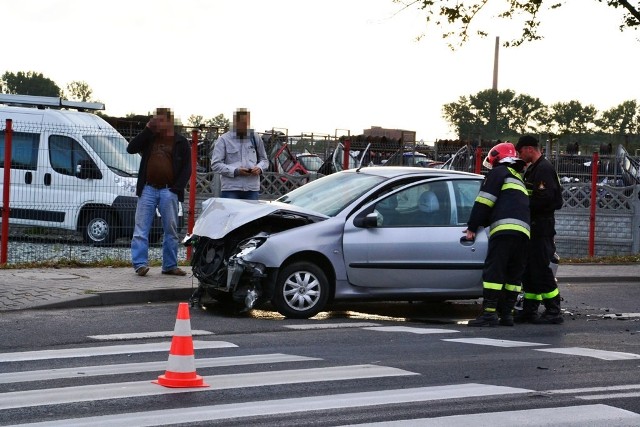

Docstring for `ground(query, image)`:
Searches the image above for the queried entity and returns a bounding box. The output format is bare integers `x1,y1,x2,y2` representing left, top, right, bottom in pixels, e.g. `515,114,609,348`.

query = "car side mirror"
76,159,102,180
354,212,378,228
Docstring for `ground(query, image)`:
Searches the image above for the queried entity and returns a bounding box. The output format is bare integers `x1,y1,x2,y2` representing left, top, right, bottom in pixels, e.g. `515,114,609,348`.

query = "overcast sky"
3,0,639,142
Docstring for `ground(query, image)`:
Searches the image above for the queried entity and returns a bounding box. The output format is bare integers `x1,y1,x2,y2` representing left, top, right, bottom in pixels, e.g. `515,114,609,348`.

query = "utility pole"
490,36,500,140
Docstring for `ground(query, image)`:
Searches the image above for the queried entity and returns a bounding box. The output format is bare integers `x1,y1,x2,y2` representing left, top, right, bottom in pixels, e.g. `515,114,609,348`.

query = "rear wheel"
81,209,116,245
273,261,330,319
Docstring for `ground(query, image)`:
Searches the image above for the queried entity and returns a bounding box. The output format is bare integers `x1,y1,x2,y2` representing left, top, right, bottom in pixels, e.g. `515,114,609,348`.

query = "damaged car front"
185,169,389,318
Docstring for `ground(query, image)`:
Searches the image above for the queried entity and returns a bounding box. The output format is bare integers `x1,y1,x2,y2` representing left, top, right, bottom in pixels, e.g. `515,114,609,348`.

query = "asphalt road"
1,281,639,426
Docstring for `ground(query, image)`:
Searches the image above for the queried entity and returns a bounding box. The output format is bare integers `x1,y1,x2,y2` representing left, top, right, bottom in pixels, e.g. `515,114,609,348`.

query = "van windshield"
83,134,140,177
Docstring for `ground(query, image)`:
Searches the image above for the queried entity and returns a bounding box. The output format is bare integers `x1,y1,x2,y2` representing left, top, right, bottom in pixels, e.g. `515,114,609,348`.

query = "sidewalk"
0,263,638,312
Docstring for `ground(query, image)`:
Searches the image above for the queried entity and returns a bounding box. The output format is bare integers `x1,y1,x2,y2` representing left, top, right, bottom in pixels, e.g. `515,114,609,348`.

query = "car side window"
374,181,452,227
0,131,39,170
49,135,91,177
452,180,482,225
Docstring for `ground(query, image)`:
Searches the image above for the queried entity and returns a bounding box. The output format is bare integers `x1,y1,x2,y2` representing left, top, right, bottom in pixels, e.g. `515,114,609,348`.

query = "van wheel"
272,261,330,319
82,209,115,245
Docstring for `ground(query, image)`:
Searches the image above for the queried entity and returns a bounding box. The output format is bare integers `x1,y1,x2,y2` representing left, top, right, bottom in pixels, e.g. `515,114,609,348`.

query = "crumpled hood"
192,198,328,239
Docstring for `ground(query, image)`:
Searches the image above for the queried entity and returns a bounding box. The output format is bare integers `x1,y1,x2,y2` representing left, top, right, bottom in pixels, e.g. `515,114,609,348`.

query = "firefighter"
515,135,564,324
466,142,530,327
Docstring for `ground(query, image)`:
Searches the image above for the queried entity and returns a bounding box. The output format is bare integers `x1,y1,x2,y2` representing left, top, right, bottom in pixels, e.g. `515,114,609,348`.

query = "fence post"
343,138,351,170
474,146,483,174
187,129,198,261
1,119,12,265
588,151,599,257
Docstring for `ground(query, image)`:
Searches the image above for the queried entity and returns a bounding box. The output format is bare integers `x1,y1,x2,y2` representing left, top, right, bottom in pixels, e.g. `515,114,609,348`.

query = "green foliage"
65,80,94,102
442,89,640,142
395,0,639,49
1,71,61,97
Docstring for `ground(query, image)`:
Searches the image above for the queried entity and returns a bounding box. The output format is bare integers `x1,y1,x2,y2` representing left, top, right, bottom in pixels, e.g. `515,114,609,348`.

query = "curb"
31,288,194,310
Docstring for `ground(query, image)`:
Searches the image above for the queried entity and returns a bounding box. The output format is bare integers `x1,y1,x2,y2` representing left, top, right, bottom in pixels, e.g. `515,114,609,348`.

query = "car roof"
345,166,481,179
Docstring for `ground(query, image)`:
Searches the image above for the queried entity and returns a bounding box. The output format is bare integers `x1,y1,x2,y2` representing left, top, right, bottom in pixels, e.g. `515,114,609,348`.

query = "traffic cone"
153,302,209,388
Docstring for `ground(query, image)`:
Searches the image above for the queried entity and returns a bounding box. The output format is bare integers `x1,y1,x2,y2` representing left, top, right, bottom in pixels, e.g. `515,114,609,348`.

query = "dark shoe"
135,266,149,276
162,267,187,276
514,312,539,324
468,313,499,327
532,313,564,324
499,315,514,326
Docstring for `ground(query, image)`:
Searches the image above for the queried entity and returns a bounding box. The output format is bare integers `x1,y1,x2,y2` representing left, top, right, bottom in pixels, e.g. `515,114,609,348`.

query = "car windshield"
277,171,385,216
83,134,140,177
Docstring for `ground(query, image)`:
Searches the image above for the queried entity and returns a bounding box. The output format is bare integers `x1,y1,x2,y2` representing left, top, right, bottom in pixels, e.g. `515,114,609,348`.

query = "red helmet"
483,142,518,169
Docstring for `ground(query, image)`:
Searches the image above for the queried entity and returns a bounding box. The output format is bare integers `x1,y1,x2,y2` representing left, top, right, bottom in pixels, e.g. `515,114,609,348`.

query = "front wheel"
81,209,116,245
273,261,330,319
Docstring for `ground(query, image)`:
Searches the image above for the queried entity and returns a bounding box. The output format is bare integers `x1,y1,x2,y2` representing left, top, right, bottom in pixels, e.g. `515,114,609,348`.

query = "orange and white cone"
153,302,209,388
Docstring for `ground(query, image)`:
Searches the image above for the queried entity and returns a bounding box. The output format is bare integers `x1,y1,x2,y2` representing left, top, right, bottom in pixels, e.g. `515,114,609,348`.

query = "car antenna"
356,142,371,172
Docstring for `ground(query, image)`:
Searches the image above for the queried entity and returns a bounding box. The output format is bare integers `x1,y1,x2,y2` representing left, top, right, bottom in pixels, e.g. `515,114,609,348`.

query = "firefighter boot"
533,296,564,324
514,299,540,324
468,299,499,327
498,291,519,326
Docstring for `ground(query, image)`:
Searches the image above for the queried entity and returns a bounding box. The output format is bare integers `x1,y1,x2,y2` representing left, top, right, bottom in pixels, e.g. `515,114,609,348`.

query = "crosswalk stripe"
343,404,640,426
0,341,236,362
0,353,320,384
442,338,547,348
0,364,417,410
284,322,381,330
578,391,640,401
87,331,214,340
547,384,640,394
362,326,459,334
11,383,532,427
535,347,640,360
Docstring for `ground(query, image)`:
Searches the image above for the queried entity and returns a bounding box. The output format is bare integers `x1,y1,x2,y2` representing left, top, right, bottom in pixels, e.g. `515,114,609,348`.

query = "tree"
596,100,639,136
1,71,61,97
205,114,230,130
65,80,94,102
394,0,640,48
187,114,205,128
550,100,598,136
507,93,546,134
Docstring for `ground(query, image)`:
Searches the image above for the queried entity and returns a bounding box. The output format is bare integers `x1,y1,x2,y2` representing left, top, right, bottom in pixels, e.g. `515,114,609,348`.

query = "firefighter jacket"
523,155,563,219
467,163,530,239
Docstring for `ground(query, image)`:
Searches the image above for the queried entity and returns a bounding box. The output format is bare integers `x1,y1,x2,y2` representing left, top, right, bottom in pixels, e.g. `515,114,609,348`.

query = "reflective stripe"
504,284,522,292
541,288,560,299
166,354,197,373
507,167,524,180
489,218,530,238
173,319,192,337
483,282,503,291
524,293,543,301
485,307,497,312
502,179,528,195
475,191,496,208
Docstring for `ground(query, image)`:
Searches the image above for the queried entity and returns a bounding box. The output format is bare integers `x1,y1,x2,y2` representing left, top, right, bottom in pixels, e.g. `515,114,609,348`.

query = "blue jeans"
131,185,180,271
220,190,259,200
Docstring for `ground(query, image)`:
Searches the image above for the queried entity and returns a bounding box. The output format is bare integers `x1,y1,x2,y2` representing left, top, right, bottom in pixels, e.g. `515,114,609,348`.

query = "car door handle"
460,236,475,246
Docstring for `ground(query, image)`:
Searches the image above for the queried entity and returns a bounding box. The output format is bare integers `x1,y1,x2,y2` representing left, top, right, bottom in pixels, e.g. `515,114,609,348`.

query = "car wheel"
81,209,115,245
273,261,330,319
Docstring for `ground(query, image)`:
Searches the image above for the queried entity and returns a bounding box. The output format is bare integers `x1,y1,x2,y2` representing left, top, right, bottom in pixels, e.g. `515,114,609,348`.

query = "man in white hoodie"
211,108,269,200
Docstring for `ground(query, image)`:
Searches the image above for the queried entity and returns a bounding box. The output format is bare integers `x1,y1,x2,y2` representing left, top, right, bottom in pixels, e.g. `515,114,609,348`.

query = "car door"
342,177,487,293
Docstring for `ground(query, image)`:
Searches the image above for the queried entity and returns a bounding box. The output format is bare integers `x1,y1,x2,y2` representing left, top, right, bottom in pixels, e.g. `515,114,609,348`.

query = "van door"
0,130,41,226
40,133,99,230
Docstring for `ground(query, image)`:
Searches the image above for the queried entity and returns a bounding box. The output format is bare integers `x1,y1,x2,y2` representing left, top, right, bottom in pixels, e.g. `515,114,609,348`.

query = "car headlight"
234,234,268,258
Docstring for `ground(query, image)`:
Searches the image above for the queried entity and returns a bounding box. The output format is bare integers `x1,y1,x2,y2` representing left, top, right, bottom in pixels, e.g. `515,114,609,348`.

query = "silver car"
187,166,488,319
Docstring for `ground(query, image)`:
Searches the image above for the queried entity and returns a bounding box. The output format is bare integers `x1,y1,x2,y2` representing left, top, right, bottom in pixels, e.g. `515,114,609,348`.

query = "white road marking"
536,347,640,360
0,364,418,410
0,353,320,384
547,384,640,395
442,338,547,348
344,404,640,426
578,392,640,401
284,322,381,330
12,383,532,426
87,330,214,340
362,326,459,334
602,313,640,319
0,341,237,362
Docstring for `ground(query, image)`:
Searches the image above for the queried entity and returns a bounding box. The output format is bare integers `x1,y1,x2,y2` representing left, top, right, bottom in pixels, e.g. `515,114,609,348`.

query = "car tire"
81,209,116,245
273,261,330,319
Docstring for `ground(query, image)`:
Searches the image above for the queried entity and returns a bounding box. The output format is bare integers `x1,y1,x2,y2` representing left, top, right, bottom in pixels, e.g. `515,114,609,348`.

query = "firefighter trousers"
522,219,560,311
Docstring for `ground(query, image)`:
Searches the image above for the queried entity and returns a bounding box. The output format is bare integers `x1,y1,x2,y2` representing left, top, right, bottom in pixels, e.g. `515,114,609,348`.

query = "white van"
0,94,170,244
